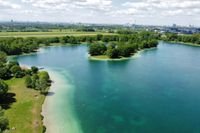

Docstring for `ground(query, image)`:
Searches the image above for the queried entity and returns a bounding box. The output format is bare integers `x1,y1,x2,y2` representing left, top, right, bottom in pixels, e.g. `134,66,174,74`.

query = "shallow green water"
14,42,200,133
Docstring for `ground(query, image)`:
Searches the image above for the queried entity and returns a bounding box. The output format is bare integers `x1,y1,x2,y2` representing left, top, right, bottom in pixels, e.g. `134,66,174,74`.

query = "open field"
0,31,116,38
4,78,45,133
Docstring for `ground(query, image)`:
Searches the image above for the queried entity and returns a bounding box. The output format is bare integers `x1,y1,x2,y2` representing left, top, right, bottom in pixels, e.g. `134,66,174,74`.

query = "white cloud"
117,0,200,16
0,0,21,9
0,0,200,26
21,0,112,11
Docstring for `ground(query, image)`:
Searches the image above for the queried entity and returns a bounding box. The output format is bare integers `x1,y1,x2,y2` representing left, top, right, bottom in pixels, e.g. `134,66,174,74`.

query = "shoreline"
166,41,200,47
7,43,87,60
41,69,57,133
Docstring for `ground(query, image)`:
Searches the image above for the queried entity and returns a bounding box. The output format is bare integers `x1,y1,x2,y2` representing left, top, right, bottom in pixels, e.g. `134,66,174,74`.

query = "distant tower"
172,24,177,28
11,19,14,23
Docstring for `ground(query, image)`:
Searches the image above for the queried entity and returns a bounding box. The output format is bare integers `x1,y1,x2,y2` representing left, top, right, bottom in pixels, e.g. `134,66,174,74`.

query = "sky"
0,0,200,26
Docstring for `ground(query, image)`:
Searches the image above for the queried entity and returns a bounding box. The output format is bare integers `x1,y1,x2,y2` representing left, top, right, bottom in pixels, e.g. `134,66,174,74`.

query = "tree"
0,52,7,63
96,34,103,41
118,45,134,57
31,74,39,89
25,69,32,76
25,76,33,88
31,66,39,74
38,78,49,94
89,43,107,56
0,80,8,96
10,65,23,78
0,63,10,80
0,107,8,132
7,61,19,69
106,48,119,58
39,71,50,82
148,40,158,47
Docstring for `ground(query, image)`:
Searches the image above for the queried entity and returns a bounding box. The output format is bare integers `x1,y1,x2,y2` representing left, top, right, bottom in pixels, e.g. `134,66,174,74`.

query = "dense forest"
0,51,51,132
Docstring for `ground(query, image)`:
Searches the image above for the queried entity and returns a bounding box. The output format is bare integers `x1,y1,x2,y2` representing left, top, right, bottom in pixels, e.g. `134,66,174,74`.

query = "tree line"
0,31,160,56
0,35,118,55
163,33,200,45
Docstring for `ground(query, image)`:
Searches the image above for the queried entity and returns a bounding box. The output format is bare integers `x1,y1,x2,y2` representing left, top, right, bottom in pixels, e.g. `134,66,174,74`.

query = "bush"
0,107,9,131
10,65,22,78
31,66,39,74
0,52,7,63
0,80,8,96
25,76,33,88
7,61,19,69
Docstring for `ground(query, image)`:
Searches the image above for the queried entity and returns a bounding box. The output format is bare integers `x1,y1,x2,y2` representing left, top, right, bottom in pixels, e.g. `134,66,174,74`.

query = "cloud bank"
0,0,199,26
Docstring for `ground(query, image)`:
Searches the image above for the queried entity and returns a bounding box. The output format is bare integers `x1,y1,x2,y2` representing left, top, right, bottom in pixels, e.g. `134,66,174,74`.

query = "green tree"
0,107,8,132
0,63,10,80
39,78,49,94
89,43,107,56
0,80,8,96
10,65,23,78
25,76,33,88
7,61,19,69
39,71,50,82
31,66,39,74
106,48,119,58
96,34,103,41
31,74,39,89
0,52,7,63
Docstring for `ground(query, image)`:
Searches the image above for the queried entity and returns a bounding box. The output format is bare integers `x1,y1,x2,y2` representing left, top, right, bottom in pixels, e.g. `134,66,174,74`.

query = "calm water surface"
14,42,200,133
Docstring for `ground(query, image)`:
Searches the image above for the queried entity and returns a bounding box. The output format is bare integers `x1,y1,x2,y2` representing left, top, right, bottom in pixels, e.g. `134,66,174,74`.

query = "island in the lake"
88,33,158,60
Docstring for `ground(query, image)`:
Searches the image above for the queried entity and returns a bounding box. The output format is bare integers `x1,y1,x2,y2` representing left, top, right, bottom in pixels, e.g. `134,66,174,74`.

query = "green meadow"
4,78,46,133
0,30,115,38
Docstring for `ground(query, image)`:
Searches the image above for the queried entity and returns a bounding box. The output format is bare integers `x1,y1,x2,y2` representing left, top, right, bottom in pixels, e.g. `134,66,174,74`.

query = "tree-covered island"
89,32,159,59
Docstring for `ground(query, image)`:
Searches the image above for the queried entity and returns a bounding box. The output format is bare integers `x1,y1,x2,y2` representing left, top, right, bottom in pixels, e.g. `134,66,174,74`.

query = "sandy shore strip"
41,69,83,133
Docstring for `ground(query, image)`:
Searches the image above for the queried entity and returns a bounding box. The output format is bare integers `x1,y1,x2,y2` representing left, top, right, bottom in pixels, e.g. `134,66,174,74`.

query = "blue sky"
0,0,200,26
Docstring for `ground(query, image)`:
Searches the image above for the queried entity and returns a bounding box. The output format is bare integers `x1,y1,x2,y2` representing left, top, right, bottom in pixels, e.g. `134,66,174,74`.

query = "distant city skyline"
0,0,200,26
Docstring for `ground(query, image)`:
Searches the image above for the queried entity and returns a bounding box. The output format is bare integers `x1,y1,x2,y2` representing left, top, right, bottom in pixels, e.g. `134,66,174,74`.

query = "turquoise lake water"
13,42,200,133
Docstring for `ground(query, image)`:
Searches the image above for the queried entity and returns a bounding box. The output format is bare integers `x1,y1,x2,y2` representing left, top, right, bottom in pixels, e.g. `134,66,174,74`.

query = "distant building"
172,24,177,28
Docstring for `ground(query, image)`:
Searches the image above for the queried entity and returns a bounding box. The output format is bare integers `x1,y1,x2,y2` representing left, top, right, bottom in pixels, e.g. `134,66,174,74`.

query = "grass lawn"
89,55,130,61
4,78,45,133
0,31,116,38
90,55,110,60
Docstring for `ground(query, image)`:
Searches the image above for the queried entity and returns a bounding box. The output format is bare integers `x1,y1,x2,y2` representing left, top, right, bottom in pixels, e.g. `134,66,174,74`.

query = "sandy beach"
41,69,83,133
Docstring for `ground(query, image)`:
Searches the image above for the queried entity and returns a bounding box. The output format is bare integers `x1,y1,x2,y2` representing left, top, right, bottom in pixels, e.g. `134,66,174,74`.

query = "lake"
13,41,200,133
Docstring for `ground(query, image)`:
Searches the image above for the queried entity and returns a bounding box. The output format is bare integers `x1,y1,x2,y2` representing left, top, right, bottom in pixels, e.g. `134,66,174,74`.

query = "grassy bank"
4,78,46,133
89,55,131,61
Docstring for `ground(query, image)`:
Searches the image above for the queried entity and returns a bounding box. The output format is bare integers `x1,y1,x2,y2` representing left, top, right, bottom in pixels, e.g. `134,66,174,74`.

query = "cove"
13,41,200,133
